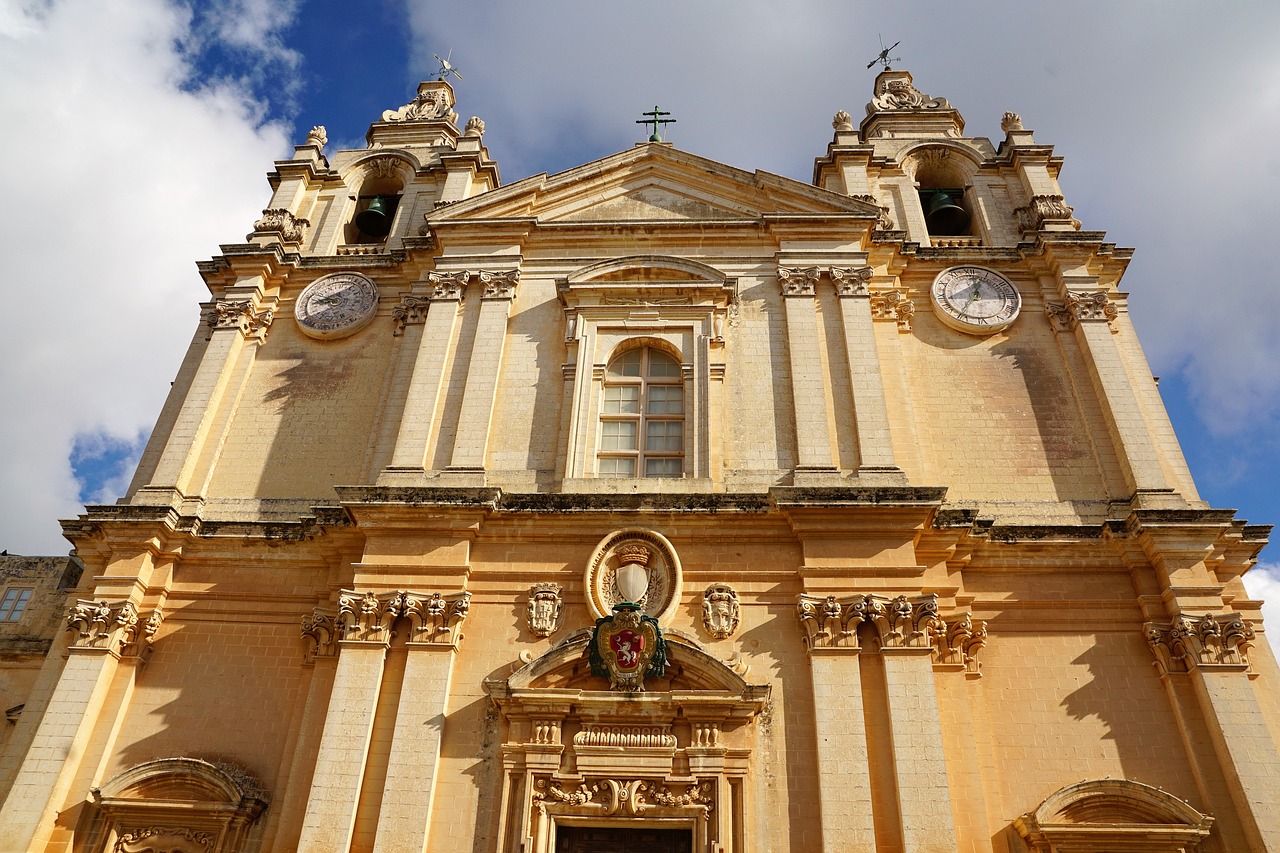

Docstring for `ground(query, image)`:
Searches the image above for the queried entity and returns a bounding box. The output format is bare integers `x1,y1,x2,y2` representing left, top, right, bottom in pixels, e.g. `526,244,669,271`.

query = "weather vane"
433,49,462,82
866,36,901,71
636,106,676,142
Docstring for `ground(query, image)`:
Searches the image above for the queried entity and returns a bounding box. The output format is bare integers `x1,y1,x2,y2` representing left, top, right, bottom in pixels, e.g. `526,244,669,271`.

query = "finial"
636,105,676,142
866,36,901,71
304,126,327,148
1001,112,1024,133
832,111,854,132
464,116,486,137
433,49,462,82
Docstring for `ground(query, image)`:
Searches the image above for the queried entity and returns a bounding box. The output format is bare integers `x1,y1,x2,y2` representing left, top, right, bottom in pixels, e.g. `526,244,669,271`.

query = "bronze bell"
926,190,970,235
355,196,394,238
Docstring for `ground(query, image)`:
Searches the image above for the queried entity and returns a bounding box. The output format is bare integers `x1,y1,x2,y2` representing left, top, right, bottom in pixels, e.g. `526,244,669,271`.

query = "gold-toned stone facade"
0,71,1277,853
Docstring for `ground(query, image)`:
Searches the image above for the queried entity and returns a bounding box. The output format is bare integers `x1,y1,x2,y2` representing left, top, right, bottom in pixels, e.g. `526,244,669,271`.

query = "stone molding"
526,582,564,638
870,289,915,331
1145,612,1255,674
392,294,431,335
202,300,274,343
701,584,740,640
250,208,309,243
1045,290,1119,333
66,599,162,659
335,589,470,648
1014,777,1213,852
796,593,986,673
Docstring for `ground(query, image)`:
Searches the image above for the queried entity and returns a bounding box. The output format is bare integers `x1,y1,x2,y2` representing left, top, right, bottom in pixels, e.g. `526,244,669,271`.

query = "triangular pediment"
428,143,880,226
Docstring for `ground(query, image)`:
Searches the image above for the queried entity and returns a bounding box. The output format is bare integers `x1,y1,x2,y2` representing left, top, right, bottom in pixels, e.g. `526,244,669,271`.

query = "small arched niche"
901,144,982,241
1013,778,1214,852
485,633,768,853
84,757,267,853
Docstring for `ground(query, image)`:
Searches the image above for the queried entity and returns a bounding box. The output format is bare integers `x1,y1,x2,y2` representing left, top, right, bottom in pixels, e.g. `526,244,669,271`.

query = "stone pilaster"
778,266,837,481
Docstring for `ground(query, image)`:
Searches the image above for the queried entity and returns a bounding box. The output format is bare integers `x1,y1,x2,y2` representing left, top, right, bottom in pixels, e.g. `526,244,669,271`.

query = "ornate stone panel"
584,529,683,624
701,584,739,640
527,583,564,638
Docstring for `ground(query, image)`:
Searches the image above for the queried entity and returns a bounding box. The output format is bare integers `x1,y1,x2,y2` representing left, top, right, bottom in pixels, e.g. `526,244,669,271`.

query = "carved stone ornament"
830,265,874,297
1014,194,1077,231
778,266,820,296
1145,613,1255,674
392,294,431,335
526,582,564,638
1001,112,1023,133
589,603,667,692
574,724,676,748
533,777,712,819
584,529,683,623
203,300,274,343
66,599,162,658
796,593,988,672
868,70,951,113
464,115,486,137
367,156,402,181
832,110,854,131
428,270,470,301
701,584,740,640
477,268,520,299
116,826,215,851
251,208,309,243
336,589,471,647
305,125,327,147
381,81,458,124
849,195,894,229
1045,290,1120,333
301,609,338,664
870,289,915,331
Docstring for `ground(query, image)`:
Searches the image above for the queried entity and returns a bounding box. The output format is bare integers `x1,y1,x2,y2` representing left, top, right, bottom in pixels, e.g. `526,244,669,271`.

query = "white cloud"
1243,563,1280,658
0,0,291,554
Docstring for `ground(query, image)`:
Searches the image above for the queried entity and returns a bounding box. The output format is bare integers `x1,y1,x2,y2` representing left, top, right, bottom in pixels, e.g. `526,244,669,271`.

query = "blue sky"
4,1,1279,601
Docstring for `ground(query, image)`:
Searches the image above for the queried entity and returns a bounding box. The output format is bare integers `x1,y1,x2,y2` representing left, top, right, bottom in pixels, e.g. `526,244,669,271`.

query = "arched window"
599,346,684,478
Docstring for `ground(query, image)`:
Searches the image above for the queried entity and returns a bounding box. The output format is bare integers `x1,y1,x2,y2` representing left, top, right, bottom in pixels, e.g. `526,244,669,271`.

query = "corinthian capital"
777,266,820,296
477,269,520,299
203,300,274,342
1146,613,1254,674
66,600,162,659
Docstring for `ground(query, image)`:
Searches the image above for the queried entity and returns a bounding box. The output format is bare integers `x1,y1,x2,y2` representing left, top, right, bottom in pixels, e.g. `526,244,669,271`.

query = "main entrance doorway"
556,827,693,853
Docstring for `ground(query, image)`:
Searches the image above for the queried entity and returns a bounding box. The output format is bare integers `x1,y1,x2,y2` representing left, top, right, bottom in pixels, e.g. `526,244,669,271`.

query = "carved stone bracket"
67,600,162,659
1045,290,1120,333
527,582,564,638
936,612,987,675
336,589,471,647
533,776,713,820
701,584,740,640
203,300,274,343
830,265,874,296
477,268,520,300
1146,613,1255,674
1014,194,1079,232
870,289,915,331
250,208,309,244
301,609,338,664
427,271,470,301
777,266,820,296
392,294,431,335
796,593,987,671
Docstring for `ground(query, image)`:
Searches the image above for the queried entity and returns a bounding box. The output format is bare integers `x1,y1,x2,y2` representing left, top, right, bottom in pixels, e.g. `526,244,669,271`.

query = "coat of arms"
589,603,666,692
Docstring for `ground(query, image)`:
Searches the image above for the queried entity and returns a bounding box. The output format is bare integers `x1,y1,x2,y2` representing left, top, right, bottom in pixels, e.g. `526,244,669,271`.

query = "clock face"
930,266,1021,334
294,273,379,339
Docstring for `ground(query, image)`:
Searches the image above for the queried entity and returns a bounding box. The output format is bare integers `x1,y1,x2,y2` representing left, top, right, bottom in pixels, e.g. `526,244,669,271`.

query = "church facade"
0,70,1277,853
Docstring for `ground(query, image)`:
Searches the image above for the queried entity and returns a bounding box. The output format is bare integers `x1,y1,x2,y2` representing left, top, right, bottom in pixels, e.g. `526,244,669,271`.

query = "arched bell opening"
486,634,768,853
901,144,982,242
341,154,416,246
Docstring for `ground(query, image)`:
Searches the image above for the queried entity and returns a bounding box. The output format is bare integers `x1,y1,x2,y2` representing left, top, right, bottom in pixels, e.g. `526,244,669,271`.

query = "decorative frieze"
335,589,470,647
701,584,740,639
533,777,713,818
251,208,309,243
1045,290,1120,333
477,268,520,299
573,725,676,748
1146,613,1255,674
1014,194,1078,231
777,266,820,296
830,265,874,296
526,582,564,638
870,289,915,331
796,593,988,670
300,609,338,663
202,300,274,342
392,294,431,335
66,600,162,658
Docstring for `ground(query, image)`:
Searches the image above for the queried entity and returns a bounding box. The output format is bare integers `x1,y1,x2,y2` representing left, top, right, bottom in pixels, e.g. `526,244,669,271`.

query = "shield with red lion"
589,603,667,692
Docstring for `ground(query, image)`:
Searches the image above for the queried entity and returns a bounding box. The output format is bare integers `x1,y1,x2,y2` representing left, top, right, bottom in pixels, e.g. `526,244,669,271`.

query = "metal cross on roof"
636,106,676,142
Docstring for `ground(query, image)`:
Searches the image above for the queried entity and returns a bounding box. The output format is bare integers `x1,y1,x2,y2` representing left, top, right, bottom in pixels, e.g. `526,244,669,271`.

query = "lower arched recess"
1013,778,1213,852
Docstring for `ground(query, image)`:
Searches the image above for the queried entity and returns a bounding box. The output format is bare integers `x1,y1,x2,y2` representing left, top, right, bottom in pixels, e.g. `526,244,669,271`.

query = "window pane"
601,421,638,450
646,420,683,452
12,589,31,618
647,351,681,378
646,385,683,414
603,385,640,414
645,458,682,477
0,588,29,622
607,350,642,377
599,457,637,477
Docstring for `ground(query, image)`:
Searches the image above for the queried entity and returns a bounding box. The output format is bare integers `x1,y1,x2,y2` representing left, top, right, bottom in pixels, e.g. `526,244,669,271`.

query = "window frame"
0,587,33,623
598,346,686,479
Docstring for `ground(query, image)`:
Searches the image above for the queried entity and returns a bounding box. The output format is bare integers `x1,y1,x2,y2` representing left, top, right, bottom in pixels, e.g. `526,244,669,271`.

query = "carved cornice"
1146,613,1255,674
477,268,520,300
1045,290,1119,333
830,265,874,296
777,266,820,296
796,593,987,672
301,609,338,663
870,289,915,331
202,300,274,342
392,294,431,335
250,208,309,243
66,600,162,658
335,589,470,647
427,270,470,301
